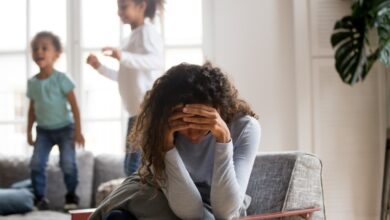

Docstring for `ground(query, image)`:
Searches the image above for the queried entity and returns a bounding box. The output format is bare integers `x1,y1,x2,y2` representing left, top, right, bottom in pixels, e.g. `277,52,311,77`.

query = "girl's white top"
97,22,164,115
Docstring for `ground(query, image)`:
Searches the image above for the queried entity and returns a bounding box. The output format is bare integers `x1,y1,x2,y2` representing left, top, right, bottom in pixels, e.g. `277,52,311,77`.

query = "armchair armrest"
238,207,321,220
69,207,320,220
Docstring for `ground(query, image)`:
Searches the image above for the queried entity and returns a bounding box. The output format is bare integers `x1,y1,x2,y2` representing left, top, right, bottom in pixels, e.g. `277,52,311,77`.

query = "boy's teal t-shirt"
27,70,75,129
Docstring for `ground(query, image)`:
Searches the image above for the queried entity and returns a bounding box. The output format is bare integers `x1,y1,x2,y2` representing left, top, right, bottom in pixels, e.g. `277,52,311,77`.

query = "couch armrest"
238,207,321,220
246,152,325,219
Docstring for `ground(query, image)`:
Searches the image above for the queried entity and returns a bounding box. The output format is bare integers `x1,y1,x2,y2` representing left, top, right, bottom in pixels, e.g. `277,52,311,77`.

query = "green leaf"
363,51,379,79
334,16,355,29
352,0,364,7
330,15,373,85
331,32,353,47
376,4,390,67
375,0,390,13
380,44,390,67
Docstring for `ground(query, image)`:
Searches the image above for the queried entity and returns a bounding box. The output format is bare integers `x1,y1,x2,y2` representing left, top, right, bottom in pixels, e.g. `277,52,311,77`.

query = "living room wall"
203,0,298,152
205,0,386,219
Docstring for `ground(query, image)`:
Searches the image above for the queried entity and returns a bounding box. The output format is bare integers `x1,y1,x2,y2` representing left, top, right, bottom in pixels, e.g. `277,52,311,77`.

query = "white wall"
205,0,298,152
205,0,386,219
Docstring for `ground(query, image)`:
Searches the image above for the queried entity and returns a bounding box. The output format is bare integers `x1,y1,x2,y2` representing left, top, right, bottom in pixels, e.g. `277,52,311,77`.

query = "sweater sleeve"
160,148,205,219
210,118,261,219
120,26,164,71
96,65,118,82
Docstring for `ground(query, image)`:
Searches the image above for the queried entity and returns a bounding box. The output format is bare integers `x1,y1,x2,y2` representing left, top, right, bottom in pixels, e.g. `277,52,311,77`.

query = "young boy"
27,31,85,211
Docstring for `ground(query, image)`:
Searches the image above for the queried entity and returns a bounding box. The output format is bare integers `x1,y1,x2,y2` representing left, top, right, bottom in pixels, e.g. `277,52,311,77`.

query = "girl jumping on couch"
89,62,261,220
86,0,165,176
27,31,84,211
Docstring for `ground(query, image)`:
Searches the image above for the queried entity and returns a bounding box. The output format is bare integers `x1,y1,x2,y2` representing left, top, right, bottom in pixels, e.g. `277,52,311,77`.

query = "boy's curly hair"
130,62,257,188
31,31,62,53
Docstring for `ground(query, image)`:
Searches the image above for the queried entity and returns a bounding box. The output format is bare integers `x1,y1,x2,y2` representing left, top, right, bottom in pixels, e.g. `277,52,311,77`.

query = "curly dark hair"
132,0,164,21
31,31,62,53
130,62,257,187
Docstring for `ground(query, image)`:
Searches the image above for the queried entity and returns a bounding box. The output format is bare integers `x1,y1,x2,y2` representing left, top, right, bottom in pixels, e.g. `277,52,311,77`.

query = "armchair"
71,152,325,220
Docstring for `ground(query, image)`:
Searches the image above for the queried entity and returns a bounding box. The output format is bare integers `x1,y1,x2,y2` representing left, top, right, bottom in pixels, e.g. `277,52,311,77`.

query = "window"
0,0,204,156
164,0,203,67
0,0,67,156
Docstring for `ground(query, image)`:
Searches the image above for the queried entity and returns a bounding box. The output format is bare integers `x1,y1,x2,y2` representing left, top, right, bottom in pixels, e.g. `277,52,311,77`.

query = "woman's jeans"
30,124,78,199
124,116,141,176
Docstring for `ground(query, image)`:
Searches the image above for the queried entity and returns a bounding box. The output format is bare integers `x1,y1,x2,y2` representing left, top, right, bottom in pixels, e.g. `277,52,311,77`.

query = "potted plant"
331,0,389,84
330,0,390,219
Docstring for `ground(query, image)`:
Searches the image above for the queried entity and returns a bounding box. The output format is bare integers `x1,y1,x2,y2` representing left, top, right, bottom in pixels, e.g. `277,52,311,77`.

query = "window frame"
0,0,206,155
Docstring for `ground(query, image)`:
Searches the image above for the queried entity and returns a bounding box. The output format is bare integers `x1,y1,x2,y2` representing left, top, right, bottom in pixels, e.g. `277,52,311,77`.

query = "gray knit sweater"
161,115,261,219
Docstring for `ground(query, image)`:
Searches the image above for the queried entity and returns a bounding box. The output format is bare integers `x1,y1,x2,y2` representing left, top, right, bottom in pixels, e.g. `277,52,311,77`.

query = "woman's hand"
164,105,193,151
102,47,121,61
182,104,231,143
86,54,101,69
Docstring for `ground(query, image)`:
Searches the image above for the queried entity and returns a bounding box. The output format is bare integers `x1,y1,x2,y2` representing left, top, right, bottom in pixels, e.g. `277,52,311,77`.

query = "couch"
0,151,325,220
0,150,126,220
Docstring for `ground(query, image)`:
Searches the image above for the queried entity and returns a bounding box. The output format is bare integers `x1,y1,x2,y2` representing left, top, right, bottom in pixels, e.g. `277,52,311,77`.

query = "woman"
89,62,261,220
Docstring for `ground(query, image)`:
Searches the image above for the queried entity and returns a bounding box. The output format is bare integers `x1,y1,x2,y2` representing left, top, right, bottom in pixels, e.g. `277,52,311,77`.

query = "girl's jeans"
30,124,78,199
124,116,141,176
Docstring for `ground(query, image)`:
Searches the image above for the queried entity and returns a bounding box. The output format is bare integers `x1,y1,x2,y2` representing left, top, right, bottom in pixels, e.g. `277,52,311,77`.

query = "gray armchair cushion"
0,150,94,210
246,152,325,219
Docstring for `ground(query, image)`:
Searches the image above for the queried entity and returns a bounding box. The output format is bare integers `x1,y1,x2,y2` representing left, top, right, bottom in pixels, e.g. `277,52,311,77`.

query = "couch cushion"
95,178,125,206
0,157,30,188
0,210,69,220
92,154,126,206
0,150,94,210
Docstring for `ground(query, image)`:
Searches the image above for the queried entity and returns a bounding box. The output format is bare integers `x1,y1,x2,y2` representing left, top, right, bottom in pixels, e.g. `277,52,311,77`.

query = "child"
86,0,164,176
89,62,261,220
27,31,85,211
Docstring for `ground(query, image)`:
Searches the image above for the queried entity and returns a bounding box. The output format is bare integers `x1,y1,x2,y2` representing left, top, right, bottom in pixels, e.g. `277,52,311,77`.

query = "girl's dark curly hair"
130,62,257,187
132,0,164,21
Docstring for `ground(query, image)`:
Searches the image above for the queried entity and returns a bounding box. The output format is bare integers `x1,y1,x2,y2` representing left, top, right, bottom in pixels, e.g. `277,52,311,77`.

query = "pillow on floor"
95,178,125,206
0,188,34,215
